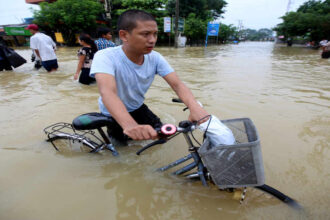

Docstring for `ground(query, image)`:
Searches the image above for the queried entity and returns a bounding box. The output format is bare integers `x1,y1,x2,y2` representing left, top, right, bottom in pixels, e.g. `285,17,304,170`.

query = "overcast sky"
221,0,308,29
0,0,308,29
0,0,39,25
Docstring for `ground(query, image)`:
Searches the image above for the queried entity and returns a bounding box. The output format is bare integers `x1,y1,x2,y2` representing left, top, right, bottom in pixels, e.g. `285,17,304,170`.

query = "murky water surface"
0,42,329,219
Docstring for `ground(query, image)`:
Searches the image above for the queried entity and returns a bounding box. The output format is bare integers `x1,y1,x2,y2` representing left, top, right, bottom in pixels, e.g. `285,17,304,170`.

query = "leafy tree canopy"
274,0,330,42
218,24,238,43
33,0,103,45
165,0,226,45
111,0,168,31
166,0,227,19
32,0,230,46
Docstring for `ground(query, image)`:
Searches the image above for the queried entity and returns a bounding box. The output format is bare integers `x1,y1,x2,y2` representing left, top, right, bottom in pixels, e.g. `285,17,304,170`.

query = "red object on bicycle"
161,124,177,135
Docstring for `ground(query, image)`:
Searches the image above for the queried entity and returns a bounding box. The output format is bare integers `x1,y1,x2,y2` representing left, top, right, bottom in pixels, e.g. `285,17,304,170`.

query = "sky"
220,0,308,29
0,0,308,29
0,0,39,25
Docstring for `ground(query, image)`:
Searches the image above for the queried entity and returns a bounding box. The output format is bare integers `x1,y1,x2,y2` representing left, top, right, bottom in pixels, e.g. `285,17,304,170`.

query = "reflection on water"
0,42,329,219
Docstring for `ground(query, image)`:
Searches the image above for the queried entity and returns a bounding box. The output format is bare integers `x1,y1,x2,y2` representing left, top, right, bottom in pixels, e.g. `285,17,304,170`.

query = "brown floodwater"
0,42,329,219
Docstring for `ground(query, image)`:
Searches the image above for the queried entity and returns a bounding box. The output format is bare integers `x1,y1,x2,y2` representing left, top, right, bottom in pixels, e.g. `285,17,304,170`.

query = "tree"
218,24,238,43
33,0,104,45
166,0,227,45
184,13,208,45
110,0,168,31
274,0,330,43
166,0,227,20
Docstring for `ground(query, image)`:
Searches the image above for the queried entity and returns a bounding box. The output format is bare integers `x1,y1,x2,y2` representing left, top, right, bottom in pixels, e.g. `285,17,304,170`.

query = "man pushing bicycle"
90,9,208,143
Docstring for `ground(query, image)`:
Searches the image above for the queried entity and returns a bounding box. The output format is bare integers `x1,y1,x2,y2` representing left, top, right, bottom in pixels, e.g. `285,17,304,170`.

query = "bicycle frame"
157,131,209,186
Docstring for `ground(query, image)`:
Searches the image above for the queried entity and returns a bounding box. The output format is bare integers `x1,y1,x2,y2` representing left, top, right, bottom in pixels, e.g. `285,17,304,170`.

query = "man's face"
103,32,112,40
121,20,158,54
29,29,37,35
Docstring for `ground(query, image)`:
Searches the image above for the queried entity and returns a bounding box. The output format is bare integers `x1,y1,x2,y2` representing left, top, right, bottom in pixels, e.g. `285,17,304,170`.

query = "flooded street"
0,42,329,219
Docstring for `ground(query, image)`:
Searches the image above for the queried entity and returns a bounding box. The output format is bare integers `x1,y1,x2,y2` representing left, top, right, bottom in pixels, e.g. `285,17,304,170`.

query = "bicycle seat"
72,112,114,130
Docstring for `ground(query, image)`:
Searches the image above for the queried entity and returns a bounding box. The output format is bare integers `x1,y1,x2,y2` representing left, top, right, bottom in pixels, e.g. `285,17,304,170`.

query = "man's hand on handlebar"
123,124,158,140
188,103,210,125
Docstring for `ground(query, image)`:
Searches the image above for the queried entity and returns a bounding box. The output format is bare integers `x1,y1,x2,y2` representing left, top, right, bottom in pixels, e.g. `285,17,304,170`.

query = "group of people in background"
74,27,116,85
25,24,116,85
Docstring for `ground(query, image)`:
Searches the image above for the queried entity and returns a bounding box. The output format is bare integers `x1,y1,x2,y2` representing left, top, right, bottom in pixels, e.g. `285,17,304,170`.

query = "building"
0,24,32,46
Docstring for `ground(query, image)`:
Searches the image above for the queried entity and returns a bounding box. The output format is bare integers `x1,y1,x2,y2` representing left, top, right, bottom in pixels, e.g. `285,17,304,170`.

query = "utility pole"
174,0,179,48
104,0,112,30
238,20,244,40
286,0,294,13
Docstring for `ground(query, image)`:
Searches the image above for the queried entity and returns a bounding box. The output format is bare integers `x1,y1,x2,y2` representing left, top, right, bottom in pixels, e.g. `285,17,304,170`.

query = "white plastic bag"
198,115,235,147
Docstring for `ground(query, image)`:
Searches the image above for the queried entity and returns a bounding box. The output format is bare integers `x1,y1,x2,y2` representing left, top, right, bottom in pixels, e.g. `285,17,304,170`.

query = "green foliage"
167,0,209,19
111,0,226,45
32,0,228,45
166,0,226,19
165,0,226,45
111,0,168,31
218,24,238,43
184,13,208,43
33,0,103,45
112,0,168,17
274,0,330,42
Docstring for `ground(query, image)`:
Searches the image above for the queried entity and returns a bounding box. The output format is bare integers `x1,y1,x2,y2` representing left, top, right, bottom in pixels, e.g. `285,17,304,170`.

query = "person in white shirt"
26,24,58,72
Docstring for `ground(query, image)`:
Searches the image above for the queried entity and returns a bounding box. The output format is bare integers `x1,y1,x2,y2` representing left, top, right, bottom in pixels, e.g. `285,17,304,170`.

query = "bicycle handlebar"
136,98,199,155
136,120,197,155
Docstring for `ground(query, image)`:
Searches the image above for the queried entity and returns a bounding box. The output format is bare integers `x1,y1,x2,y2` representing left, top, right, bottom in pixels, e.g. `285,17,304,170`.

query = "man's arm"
163,72,209,123
95,73,158,140
49,36,57,51
74,55,85,80
34,49,41,61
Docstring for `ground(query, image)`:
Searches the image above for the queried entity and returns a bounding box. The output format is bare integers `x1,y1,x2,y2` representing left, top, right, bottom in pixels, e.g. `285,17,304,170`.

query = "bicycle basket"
198,118,265,188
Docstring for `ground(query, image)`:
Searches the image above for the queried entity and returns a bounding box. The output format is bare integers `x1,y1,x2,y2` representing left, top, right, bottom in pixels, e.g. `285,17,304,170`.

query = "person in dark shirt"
94,27,116,50
74,34,98,85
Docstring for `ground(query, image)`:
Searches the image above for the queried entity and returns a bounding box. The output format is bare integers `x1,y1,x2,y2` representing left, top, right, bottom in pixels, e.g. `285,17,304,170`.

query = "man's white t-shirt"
30,32,57,61
90,46,174,116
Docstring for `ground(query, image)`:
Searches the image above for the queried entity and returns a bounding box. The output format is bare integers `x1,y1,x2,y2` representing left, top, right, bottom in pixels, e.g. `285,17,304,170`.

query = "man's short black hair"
117,9,156,32
97,27,111,38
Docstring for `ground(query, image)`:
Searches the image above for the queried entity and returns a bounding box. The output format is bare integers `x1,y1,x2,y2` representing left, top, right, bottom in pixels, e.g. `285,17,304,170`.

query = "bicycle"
43,99,301,209
44,112,119,156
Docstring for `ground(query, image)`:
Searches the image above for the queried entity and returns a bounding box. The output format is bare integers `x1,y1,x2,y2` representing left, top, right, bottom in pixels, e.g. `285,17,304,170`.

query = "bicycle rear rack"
43,122,105,152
